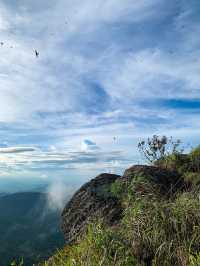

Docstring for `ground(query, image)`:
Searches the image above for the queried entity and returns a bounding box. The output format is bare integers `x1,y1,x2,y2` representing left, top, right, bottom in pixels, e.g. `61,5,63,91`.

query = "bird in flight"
35,50,39,58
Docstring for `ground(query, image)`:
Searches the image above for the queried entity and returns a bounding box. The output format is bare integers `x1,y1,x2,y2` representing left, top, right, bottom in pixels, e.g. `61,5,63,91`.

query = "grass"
36,144,200,265
41,223,138,266
42,176,200,266
122,189,200,265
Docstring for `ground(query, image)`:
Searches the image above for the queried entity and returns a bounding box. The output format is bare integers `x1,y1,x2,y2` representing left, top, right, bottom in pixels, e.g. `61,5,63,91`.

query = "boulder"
61,165,183,243
61,173,122,243
122,165,183,194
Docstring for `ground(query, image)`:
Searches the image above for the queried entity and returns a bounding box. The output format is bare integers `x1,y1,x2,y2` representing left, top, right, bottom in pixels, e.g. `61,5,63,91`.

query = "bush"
190,146,200,172
155,153,191,173
155,144,200,175
110,180,126,199
138,136,183,164
184,172,200,187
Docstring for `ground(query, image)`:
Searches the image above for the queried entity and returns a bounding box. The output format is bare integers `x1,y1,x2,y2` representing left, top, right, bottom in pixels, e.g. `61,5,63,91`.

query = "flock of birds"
0,19,186,60
0,41,39,58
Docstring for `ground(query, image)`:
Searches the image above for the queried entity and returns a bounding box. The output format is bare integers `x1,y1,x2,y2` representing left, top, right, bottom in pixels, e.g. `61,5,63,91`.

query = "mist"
46,180,76,211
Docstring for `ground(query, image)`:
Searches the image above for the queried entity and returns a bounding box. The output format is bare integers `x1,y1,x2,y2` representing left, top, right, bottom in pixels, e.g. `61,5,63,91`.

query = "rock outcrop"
61,173,121,243
61,165,183,243
122,165,183,194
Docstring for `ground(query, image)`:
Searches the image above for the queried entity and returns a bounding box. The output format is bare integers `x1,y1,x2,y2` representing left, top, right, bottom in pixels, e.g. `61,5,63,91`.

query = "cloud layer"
0,0,199,180
0,147,36,153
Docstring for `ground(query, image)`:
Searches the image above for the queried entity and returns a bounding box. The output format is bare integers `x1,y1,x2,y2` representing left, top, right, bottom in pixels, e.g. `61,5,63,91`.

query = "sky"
0,0,200,190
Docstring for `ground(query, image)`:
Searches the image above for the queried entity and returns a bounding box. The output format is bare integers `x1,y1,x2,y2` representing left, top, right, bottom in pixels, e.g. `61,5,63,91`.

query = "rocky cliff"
61,173,121,243
61,165,183,243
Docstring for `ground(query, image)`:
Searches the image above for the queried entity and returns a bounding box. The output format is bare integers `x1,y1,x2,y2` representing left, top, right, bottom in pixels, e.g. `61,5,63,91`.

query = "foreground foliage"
41,141,200,266
42,191,200,265
42,223,138,266
122,190,200,265
1,192,64,266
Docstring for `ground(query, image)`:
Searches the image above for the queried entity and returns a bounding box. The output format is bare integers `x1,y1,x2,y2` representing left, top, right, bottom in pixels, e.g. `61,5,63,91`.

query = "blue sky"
0,0,200,187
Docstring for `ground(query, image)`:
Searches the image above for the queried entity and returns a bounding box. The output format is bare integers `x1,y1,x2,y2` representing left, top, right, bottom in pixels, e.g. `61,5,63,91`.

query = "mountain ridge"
0,191,64,266
42,147,200,265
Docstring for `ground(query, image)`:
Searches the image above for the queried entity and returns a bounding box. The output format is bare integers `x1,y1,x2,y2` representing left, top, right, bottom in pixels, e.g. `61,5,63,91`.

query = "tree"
138,135,182,164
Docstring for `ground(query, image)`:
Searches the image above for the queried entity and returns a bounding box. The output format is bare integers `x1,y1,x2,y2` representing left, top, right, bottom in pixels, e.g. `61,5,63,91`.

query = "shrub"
110,180,126,199
190,146,200,172
138,135,183,164
183,172,200,187
155,153,191,173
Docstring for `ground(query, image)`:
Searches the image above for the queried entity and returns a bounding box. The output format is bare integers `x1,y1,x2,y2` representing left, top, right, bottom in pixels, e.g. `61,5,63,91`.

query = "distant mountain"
0,177,51,194
0,192,66,266
0,192,7,198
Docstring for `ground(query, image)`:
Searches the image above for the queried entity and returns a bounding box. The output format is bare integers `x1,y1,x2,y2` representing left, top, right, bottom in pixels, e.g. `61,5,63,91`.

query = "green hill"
41,140,200,266
0,192,64,266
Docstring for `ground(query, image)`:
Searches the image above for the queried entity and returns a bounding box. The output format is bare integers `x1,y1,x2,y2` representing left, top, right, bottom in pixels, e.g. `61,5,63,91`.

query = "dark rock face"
61,173,121,243
61,165,183,243
122,165,183,194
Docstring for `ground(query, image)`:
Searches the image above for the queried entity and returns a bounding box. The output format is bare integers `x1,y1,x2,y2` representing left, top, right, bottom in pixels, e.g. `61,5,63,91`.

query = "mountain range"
0,192,65,266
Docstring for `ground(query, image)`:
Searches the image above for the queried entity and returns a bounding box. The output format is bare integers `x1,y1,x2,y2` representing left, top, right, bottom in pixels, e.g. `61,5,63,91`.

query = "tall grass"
42,223,138,266
122,189,200,265
42,143,200,266
42,175,200,266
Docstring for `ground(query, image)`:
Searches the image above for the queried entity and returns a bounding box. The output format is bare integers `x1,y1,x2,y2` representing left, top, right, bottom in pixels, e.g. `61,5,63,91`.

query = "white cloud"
0,1,199,179
101,48,200,102
0,5,10,31
0,0,172,123
0,143,124,174
47,180,75,210
0,147,36,153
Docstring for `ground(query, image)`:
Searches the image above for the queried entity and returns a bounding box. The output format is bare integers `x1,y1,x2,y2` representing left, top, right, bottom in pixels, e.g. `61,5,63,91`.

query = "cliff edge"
61,165,182,243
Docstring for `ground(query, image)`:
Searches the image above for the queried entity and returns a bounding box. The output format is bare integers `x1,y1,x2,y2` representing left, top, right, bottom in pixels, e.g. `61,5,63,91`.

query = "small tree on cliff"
138,135,183,164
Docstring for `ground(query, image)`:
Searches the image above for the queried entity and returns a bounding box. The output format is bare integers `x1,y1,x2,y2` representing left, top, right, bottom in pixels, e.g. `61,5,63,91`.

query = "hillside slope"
42,147,200,266
0,192,64,266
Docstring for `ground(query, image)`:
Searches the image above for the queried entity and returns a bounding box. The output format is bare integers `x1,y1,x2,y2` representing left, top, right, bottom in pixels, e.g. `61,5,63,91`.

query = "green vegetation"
138,136,200,185
39,138,200,265
0,192,64,266
122,190,200,265
138,135,183,164
155,143,200,187
42,181,200,265
41,223,138,266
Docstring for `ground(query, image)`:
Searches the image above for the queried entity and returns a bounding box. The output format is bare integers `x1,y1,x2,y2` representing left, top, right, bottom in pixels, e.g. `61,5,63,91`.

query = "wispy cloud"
46,180,75,210
0,0,199,180
0,147,36,153
0,142,124,176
